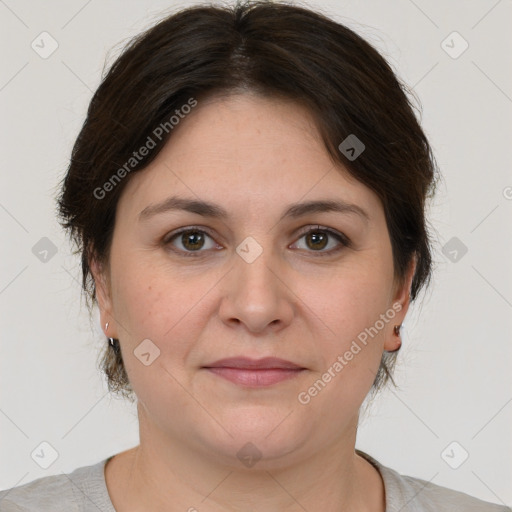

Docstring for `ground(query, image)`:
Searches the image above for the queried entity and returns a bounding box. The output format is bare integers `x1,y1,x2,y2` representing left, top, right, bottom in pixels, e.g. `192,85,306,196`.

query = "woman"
0,1,508,510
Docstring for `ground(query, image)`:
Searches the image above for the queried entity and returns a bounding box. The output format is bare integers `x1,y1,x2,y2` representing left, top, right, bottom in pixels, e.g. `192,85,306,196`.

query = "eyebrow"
139,196,370,224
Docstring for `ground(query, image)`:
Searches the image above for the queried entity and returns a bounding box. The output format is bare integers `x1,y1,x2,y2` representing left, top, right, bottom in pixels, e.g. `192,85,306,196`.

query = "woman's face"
94,93,413,467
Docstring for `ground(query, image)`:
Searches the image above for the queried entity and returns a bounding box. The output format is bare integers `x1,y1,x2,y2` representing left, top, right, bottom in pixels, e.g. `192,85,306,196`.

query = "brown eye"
292,226,350,256
181,230,205,251
304,230,329,250
165,228,218,255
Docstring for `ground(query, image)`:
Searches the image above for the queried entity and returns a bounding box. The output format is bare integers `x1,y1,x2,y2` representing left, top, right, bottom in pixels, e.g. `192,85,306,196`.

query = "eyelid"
291,224,351,255
163,224,351,256
162,225,216,244
293,224,350,245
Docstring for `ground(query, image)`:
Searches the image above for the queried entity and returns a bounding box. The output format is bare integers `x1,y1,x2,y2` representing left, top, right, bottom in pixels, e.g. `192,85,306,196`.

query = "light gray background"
1,0,511,506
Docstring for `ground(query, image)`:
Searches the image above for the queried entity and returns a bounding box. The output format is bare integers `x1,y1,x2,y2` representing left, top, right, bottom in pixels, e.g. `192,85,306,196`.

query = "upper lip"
202,357,304,370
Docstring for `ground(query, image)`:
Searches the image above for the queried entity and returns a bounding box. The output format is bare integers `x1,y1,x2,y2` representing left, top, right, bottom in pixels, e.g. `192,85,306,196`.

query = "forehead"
116,93,380,220
164,92,331,172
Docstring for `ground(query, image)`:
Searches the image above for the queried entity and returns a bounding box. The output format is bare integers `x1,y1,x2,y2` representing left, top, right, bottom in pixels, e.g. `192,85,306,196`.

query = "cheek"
110,255,219,362
109,245,186,337
111,271,199,407
298,258,393,402
112,272,167,341
115,282,200,354
308,260,393,343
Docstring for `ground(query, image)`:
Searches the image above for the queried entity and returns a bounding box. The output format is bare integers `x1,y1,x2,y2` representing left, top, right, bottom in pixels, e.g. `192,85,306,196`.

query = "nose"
218,245,295,334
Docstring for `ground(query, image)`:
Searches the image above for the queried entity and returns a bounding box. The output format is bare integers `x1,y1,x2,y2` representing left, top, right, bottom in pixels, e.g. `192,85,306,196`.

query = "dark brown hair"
57,0,439,402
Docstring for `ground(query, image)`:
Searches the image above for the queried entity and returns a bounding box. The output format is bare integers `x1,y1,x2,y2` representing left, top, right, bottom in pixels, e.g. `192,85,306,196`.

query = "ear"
383,255,416,351
90,253,118,339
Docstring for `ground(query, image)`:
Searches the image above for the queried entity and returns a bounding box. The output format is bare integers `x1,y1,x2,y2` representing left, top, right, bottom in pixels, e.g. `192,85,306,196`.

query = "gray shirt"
0,450,509,511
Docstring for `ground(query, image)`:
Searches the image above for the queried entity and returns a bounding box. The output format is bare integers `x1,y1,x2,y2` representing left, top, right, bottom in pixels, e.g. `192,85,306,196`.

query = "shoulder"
357,450,511,512
0,457,115,512
385,470,511,512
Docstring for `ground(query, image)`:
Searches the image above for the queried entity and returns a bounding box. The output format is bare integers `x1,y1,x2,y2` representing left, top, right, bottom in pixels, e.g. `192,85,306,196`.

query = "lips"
202,357,306,387
202,357,304,370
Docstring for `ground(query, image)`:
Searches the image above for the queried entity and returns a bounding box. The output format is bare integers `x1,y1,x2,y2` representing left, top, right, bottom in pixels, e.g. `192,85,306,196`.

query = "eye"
291,225,350,256
163,225,350,257
164,227,220,256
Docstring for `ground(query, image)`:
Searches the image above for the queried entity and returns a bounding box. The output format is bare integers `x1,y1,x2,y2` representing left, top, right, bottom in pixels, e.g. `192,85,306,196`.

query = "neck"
105,407,384,512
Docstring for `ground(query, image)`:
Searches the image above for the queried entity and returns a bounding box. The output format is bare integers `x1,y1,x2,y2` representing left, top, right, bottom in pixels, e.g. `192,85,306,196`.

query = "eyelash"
163,225,351,258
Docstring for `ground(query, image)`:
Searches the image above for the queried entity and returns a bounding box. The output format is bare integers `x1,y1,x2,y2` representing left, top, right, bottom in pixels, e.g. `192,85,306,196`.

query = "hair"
57,0,439,402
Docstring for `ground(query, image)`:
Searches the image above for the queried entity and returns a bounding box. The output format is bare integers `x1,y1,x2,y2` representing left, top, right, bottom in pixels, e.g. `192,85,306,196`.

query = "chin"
196,409,313,469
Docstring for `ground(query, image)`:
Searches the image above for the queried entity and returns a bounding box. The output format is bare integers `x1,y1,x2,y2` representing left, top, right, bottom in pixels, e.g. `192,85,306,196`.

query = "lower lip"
204,367,305,387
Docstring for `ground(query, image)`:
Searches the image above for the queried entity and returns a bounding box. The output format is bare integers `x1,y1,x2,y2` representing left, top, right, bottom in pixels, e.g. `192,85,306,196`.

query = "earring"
105,322,115,347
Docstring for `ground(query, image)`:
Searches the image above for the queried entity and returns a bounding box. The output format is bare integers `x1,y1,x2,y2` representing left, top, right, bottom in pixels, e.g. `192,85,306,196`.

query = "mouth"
201,357,306,387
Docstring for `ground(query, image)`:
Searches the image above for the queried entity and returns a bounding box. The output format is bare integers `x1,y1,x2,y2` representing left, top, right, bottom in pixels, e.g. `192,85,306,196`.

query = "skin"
92,92,415,512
